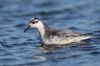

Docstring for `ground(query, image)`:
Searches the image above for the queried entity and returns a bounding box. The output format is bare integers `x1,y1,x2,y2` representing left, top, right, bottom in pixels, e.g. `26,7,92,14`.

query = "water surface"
0,0,100,66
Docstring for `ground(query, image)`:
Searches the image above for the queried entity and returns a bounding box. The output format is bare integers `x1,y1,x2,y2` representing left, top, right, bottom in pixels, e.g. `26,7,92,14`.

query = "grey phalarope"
24,17,92,46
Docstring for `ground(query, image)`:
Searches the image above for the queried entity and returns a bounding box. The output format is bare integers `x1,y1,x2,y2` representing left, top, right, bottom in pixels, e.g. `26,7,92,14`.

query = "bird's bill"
24,25,30,32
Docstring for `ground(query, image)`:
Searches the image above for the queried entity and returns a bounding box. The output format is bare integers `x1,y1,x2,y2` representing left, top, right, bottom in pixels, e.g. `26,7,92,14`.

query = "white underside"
43,36,92,45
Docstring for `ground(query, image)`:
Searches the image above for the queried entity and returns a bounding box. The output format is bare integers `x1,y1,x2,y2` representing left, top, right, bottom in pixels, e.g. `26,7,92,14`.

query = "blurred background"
0,0,100,66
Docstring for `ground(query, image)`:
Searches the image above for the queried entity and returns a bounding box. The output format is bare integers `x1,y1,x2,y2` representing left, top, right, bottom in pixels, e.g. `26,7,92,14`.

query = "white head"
24,17,45,32
30,17,44,28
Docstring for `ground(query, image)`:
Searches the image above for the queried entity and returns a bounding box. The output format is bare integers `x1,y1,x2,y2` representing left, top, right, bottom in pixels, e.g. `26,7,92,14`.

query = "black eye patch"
31,21,38,24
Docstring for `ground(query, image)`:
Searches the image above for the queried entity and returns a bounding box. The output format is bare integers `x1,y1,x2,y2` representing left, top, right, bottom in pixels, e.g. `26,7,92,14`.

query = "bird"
24,17,92,47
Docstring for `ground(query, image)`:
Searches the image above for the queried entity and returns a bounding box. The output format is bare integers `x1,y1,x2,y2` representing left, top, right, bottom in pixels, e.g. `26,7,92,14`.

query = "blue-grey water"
0,0,100,66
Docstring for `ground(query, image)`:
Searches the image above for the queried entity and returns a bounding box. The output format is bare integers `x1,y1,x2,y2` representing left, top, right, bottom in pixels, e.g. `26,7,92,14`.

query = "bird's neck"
37,23,50,39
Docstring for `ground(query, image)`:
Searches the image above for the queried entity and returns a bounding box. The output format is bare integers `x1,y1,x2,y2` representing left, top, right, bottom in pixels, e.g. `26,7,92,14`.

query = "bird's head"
24,17,44,32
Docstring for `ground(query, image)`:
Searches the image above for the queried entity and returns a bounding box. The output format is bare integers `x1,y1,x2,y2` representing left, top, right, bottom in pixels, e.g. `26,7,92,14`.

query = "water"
0,0,100,66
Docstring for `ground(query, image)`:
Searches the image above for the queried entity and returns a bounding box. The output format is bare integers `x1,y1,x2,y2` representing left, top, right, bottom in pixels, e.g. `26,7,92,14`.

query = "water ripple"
0,0,100,66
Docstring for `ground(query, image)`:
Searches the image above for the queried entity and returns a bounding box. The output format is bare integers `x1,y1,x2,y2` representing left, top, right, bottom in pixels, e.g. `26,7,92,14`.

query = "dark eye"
31,21,38,24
